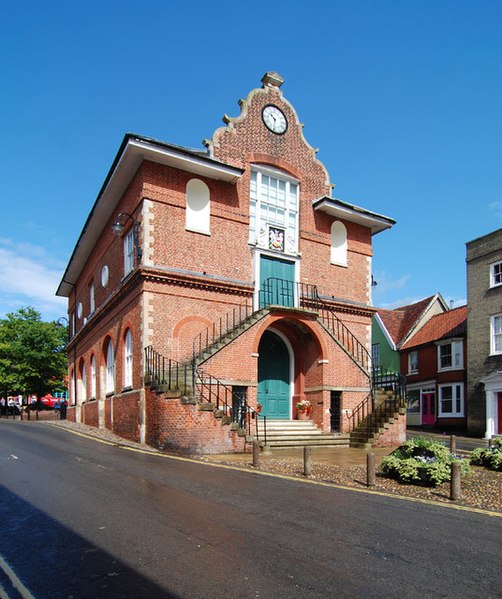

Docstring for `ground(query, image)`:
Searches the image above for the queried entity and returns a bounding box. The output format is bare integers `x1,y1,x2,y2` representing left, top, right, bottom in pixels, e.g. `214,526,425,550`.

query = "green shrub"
381,436,471,486
470,437,502,471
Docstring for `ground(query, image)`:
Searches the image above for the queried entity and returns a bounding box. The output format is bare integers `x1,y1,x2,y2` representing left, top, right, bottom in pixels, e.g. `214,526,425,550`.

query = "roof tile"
401,306,467,349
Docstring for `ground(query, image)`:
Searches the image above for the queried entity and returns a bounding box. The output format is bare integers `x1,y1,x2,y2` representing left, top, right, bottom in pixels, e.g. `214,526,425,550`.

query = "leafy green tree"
0,307,68,400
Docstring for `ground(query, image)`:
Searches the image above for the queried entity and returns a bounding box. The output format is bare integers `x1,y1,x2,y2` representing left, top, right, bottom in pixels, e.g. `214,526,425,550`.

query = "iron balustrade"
247,407,267,447
317,306,371,372
195,369,267,443
192,297,255,363
195,369,232,416
349,369,407,441
259,278,319,310
144,345,193,393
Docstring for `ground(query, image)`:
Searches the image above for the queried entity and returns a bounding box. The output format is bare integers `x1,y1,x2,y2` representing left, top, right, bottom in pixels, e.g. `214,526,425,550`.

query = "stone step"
349,441,373,449
261,436,350,448
253,418,350,448
257,419,319,430
264,432,348,441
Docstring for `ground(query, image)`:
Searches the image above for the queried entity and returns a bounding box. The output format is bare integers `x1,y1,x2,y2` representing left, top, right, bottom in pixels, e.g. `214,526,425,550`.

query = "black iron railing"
192,297,255,363
247,408,267,447
349,369,407,442
144,346,193,393
195,369,232,416
195,369,267,443
259,278,319,310
317,306,371,372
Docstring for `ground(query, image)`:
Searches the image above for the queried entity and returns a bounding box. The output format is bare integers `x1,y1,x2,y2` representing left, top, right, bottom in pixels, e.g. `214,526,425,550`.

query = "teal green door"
259,255,295,307
257,331,290,419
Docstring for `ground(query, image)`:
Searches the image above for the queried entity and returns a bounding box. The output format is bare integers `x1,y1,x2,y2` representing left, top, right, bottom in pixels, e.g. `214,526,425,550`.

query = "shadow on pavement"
0,484,178,599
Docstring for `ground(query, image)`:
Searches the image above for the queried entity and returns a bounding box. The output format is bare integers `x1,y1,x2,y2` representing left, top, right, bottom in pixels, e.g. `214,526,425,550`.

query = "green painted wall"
371,316,400,373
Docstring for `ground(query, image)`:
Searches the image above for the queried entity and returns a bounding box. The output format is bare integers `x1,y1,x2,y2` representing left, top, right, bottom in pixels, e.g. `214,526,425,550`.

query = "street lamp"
111,212,142,262
57,317,70,342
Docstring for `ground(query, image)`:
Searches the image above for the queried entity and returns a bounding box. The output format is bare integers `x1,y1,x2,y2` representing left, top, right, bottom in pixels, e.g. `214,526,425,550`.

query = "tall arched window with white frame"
79,359,87,403
124,329,133,388
105,340,115,394
90,354,96,398
249,166,299,254
330,221,348,266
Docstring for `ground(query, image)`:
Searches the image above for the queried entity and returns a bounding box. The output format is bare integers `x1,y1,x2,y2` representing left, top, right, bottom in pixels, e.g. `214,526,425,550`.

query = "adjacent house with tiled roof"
371,294,448,375
400,306,467,429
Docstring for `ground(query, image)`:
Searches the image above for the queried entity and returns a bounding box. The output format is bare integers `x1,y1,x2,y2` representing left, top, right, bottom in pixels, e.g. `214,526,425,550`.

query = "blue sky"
1,0,501,321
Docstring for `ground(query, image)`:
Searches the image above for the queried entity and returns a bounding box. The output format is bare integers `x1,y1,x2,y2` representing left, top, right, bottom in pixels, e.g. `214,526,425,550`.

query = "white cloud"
488,199,502,220
0,240,67,321
372,271,410,294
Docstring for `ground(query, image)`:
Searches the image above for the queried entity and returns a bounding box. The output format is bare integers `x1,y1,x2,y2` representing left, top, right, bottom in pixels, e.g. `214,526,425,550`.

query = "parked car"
40,394,58,408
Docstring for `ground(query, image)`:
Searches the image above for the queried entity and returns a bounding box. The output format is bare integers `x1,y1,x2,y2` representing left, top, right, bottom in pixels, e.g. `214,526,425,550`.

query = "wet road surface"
0,421,500,598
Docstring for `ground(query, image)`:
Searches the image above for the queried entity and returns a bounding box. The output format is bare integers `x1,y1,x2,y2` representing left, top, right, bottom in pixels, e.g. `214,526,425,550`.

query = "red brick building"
400,306,468,430
56,72,399,453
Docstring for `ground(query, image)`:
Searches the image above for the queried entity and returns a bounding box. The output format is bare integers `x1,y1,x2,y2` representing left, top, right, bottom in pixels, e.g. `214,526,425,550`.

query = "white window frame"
106,342,115,394
124,229,134,275
249,166,299,255
89,281,95,315
90,355,96,399
79,361,87,403
490,260,502,288
437,340,463,371
438,383,464,417
491,313,502,355
371,344,380,371
124,329,133,389
408,351,418,374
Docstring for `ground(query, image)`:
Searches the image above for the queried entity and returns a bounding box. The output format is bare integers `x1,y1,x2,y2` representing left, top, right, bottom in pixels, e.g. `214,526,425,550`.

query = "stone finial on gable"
261,71,284,88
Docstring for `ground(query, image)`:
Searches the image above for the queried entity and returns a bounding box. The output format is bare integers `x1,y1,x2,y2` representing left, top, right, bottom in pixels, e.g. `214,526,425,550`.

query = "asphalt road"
0,421,500,599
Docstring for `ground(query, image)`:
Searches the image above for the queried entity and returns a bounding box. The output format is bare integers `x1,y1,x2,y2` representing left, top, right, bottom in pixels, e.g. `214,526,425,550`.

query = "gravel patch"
49,420,501,514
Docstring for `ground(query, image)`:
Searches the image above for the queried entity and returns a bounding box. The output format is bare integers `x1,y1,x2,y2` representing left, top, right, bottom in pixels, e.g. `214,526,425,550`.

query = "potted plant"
256,403,262,414
296,399,312,420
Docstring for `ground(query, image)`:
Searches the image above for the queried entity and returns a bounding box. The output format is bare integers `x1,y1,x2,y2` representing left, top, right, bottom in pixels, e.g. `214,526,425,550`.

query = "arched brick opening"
254,314,326,421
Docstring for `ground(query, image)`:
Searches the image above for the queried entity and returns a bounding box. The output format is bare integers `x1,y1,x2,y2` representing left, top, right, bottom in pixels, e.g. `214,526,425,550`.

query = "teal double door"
257,330,290,419
259,255,295,308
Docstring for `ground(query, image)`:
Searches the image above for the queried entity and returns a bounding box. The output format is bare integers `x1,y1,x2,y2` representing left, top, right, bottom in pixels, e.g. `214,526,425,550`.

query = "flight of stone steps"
257,419,350,448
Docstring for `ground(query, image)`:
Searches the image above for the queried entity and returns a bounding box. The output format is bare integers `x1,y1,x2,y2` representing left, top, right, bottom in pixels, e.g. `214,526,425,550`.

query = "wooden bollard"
252,440,260,467
366,452,376,487
303,446,312,476
450,435,456,455
450,461,461,500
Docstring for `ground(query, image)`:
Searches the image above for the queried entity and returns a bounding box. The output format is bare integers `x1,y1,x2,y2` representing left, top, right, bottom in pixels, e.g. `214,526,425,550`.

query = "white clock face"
262,105,287,134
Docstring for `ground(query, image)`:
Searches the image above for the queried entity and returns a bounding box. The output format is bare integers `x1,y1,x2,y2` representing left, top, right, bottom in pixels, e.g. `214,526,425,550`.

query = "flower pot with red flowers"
296,399,312,420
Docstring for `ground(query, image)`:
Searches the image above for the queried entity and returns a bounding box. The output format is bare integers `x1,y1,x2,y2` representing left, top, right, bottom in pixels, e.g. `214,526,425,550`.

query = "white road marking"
0,555,36,599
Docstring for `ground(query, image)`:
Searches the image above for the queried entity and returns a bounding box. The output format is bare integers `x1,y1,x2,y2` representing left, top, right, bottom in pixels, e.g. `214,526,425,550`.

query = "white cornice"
312,197,395,236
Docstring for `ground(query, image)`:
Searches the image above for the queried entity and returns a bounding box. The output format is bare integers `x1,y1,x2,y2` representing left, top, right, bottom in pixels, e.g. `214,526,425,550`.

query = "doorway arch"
257,329,292,419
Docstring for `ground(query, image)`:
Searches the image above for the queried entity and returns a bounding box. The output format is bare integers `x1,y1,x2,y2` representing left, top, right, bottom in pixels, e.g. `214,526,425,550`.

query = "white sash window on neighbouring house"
249,167,299,254
491,314,502,355
438,383,464,417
